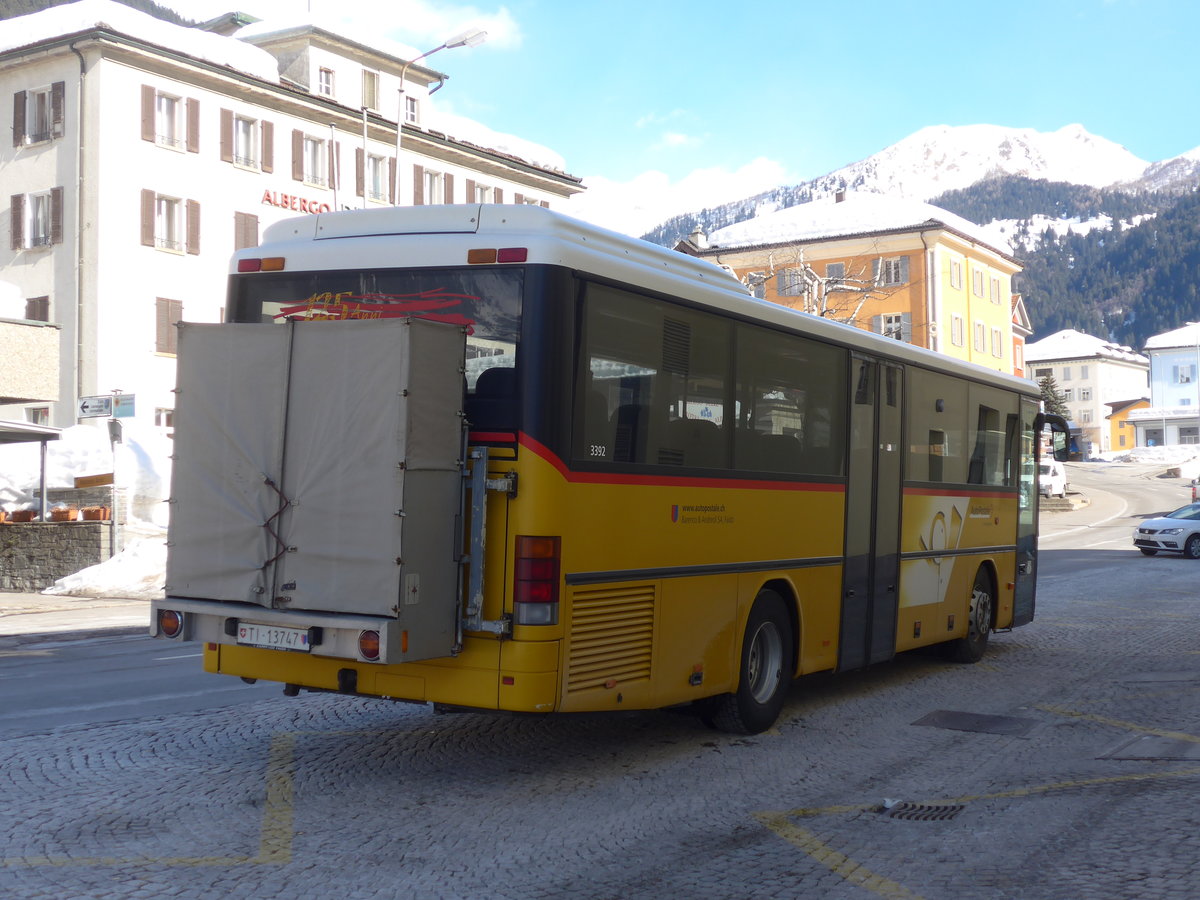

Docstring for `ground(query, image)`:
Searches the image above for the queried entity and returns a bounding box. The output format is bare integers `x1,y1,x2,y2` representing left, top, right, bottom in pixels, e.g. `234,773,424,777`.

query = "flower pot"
82,506,110,521
49,507,79,522
10,509,36,523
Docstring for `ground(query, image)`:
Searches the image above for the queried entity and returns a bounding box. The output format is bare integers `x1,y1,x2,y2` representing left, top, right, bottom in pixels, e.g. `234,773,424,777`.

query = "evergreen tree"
1039,375,1071,418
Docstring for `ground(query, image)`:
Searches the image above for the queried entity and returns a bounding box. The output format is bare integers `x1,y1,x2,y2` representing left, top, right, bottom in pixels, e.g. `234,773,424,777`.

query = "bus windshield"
228,267,523,392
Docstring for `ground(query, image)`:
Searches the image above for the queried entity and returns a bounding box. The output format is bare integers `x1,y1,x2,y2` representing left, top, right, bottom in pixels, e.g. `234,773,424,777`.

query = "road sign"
78,396,112,418
113,394,135,418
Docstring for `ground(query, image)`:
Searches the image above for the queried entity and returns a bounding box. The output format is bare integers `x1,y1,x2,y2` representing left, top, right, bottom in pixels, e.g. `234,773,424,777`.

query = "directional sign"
78,395,113,418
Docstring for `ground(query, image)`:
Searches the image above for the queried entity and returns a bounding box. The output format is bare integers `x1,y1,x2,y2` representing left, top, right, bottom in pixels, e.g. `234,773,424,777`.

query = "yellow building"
675,192,1021,374
1106,398,1151,451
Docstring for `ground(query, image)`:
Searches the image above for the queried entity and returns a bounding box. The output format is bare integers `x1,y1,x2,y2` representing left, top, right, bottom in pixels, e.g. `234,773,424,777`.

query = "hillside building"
1,1,582,431
1024,329,1149,454
1126,322,1200,448
674,192,1022,375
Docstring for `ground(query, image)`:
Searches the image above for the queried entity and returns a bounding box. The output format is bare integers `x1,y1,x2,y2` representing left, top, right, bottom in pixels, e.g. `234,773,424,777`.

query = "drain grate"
882,802,965,821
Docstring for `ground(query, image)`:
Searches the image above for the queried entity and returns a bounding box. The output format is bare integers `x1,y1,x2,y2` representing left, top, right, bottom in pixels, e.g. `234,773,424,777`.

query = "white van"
1039,460,1067,498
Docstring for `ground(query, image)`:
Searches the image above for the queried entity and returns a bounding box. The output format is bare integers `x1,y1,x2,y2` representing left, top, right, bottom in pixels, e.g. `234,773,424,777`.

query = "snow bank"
42,536,166,600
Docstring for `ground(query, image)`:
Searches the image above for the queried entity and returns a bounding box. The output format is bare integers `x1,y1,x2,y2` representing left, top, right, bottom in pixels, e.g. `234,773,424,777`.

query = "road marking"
153,652,202,660
1038,705,1200,744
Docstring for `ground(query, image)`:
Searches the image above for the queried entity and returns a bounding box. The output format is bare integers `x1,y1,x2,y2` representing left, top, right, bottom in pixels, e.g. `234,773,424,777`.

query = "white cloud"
653,131,701,150
564,157,796,238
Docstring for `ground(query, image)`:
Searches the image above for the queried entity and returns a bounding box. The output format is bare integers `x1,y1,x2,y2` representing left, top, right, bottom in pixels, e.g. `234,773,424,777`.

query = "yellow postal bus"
152,205,1067,734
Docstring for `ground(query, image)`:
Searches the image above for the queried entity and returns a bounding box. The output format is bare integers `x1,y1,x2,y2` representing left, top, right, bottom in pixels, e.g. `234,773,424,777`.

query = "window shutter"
388,157,397,204
261,121,274,173
156,298,182,354
50,186,63,244
219,109,233,162
872,258,882,285
871,314,882,335
51,83,65,137
901,312,913,343
140,189,155,246
291,129,303,181
186,98,199,152
443,173,454,204
412,165,424,205
13,90,25,146
540,200,549,208
10,194,23,249
141,85,155,142
494,188,503,204
514,193,524,205
186,200,200,254
355,148,364,197
899,256,910,284
26,296,50,322
465,179,475,202
234,211,258,251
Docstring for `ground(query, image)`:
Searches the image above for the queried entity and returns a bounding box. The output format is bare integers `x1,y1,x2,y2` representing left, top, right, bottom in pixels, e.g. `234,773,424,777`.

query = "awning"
0,420,62,444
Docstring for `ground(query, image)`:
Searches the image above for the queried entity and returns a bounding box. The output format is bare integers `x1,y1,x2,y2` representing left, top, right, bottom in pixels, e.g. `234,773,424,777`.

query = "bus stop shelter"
0,420,62,520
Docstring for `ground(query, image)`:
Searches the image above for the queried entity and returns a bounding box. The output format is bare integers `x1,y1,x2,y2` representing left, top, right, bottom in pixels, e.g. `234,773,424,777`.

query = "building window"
423,169,443,204
875,256,908,287
1062,389,1074,402
1080,365,1089,380
25,296,50,322
156,196,183,251
405,95,419,124
25,407,50,425
973,321,986,352
155,407,175,435
302,136,327,187
949,258,963,290
318,67,335,97
18,83,65,144
472,182,492,203
991,327,1004,358
825,262,845,285
882,313,904,340
1174,364,1196,384
951,314,965,347
233,115,258,167
141,190,198,254
156,298,182,354
989,276,1002,304
366,154,388,202
777,268,807,297
1119,434,1127,447
972,269,985,297
1080,409,1092,423
1033,367,1052,379
12,189,63,249
362,70,379,110
1014,343,1024,370
155,92,183,149
1062,367,1072,381
1081,388,1092,401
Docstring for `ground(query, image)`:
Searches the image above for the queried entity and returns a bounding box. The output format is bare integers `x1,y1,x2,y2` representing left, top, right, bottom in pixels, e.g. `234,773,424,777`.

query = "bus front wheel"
702,590,793,735
945,567,993,663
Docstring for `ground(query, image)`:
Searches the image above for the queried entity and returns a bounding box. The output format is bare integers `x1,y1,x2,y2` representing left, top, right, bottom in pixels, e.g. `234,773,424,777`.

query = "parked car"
1039,460,1068,498
1133,502,1200,558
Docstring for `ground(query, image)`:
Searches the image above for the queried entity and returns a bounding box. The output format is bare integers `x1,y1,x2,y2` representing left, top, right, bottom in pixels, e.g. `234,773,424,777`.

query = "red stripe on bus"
468,431,517,442
518,432,845,493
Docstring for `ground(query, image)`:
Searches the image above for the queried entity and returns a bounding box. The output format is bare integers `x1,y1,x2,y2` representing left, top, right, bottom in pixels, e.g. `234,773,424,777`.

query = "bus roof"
242,204,1038,397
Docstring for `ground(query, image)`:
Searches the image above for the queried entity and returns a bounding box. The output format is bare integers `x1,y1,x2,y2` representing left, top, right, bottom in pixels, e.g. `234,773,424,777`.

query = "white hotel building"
1,1,582,431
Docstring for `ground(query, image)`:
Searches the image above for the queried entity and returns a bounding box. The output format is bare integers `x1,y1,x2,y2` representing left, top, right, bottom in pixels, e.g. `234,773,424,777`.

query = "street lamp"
393,27,488,206
1189,321,1200,446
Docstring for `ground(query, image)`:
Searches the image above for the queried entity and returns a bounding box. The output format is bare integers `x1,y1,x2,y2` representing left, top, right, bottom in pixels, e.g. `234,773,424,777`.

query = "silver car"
1133,502,1200,558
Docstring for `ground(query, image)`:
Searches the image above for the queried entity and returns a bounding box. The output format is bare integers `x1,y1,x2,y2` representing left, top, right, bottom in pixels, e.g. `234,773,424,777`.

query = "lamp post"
1189,321,1200,447
393,27,487,206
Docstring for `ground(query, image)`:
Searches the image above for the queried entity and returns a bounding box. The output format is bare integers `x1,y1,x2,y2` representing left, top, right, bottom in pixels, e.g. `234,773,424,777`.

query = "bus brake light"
237,257,286,272
514,535,560,625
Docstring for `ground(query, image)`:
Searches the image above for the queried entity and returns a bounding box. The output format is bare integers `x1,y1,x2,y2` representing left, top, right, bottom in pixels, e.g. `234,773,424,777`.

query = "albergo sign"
261,189,332,215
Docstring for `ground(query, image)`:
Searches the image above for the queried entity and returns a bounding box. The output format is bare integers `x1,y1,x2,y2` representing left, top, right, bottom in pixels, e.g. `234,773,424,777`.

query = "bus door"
839,356,903,670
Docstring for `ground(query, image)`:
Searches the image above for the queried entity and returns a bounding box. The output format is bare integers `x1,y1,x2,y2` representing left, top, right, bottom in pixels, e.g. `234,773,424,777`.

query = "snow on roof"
234,14,423,64
1143,322,1200,350
0,0,281,82
707,192,1011,256
1024,328,1147,364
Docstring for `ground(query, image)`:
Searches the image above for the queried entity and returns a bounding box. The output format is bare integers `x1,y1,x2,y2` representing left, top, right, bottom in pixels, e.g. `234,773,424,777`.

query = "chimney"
835,190,846,203
688,226,708,249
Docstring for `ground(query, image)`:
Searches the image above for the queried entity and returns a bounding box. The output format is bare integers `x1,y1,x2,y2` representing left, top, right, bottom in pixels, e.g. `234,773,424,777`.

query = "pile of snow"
1094,444,1200,481
41,535,166,601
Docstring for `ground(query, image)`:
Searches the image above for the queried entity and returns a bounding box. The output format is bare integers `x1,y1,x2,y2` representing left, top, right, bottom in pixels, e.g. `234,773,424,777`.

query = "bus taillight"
514,535,560,625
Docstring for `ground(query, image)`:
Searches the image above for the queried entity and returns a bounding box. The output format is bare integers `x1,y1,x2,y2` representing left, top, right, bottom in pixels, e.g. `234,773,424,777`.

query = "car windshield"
1164,504,1200,521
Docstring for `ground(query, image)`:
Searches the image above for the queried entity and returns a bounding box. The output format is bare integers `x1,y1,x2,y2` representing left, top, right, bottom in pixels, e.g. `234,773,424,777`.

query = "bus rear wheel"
702,589,793,735
945,567,993,663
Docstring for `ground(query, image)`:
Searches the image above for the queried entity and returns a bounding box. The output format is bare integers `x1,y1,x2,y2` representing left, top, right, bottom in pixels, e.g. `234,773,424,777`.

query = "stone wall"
0,522,112,592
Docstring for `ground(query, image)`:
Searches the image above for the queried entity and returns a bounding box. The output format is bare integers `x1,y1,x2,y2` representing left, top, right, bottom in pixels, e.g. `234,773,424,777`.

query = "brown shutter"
291,129,303,181
514,193,524,205
219,109,233,162
49,186,63,244
26,296,50,322
237,212,259,250
355,147,364,197
494,188,503,204
13,91,25,146
465,179,475,203
51,82,65,137
141,85,155,142
186,98,199,153
443,173,454,205
186,199,200,255
388,157,397,204
412,165,424,205
10,194,23,249
140,189,155,247
540,200,549,208
261,121,274,172
156,298,182,354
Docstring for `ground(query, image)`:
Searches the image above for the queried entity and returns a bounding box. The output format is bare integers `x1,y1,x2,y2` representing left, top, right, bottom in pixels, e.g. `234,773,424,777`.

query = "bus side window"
465,365,517,431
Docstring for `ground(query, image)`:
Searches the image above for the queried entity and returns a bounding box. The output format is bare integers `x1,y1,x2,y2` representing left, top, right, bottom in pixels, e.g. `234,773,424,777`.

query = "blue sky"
176,0,1198,233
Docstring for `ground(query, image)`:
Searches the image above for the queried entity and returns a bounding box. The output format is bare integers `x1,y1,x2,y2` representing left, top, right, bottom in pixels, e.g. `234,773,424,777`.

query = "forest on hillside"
0,0,193,24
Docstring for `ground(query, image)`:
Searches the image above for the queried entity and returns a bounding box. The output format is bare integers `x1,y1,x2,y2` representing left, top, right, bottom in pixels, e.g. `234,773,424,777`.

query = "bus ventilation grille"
566,584,655,694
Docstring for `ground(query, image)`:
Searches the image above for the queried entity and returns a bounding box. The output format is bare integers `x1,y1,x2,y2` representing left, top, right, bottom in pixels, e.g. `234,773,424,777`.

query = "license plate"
236,623,312,652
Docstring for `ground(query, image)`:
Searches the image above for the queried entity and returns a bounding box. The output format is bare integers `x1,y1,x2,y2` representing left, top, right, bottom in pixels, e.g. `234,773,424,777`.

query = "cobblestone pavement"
2,484,1199,897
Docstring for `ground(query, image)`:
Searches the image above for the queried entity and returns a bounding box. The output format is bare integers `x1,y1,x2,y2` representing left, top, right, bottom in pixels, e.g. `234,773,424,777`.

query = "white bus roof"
243,204,1037,397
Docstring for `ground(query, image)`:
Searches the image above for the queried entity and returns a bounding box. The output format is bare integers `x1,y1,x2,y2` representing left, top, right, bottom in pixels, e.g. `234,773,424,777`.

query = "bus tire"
703,590,793,735
946,566,993,664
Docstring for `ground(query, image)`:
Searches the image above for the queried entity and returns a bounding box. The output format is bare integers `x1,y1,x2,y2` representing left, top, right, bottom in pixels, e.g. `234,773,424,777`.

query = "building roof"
1024,329,1147,365
702,192,1015,260
1143,322,1200,351
0,420,61,444
1104,398,1151,417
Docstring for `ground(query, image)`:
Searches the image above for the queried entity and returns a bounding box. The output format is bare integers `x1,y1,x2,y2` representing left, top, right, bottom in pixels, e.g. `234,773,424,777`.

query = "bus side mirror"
1035,413,1071,462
